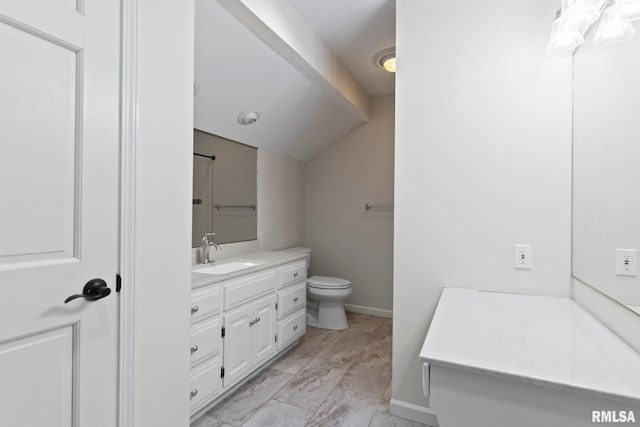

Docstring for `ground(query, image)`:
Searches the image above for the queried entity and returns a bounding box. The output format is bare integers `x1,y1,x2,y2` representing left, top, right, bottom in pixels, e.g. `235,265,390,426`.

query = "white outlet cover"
616,249,638,277
514,244,532,270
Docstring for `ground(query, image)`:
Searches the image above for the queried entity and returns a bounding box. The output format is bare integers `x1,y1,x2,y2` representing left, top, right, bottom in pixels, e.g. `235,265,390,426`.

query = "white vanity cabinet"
189,285,224,414
275,261,307,350
189,256,308,419
223,293,276,387
421,288,640,427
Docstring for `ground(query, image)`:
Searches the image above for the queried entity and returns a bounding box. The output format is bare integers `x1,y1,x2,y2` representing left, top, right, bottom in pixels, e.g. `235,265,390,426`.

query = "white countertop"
191,250,307,289
420,288,640,405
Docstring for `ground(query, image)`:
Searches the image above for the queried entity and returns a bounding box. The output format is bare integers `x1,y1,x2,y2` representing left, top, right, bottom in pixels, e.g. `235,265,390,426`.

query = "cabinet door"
252,294,277,366
223,304,253,386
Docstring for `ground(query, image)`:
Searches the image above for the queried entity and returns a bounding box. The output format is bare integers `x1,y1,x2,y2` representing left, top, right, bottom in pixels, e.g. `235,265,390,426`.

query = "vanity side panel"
430,365,640,427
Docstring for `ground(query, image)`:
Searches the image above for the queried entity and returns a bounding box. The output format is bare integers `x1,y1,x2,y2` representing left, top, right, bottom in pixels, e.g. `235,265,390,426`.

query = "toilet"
306,275,352,330
280,247,352,330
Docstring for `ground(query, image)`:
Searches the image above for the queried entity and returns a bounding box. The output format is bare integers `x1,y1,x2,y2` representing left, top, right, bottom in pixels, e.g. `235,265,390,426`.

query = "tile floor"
191,313,426,427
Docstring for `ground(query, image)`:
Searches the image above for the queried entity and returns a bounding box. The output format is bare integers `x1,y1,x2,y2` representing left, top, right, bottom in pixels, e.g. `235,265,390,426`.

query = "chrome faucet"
200,232,222,264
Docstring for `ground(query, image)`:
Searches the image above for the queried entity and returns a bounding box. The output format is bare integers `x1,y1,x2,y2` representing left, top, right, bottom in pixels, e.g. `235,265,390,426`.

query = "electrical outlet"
514,244,532,270
616,249,637,276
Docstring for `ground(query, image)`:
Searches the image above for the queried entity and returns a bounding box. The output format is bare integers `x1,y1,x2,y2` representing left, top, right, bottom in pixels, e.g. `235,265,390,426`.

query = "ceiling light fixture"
237,110,260,125
593,6,636,44
562,0,601,29
547,10,585,53
617,0,640,21
375,48,396,73
547,0,640,53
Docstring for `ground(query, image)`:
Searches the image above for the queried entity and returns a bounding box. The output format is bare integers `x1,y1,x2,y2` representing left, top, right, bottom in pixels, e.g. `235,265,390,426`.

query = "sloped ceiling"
290,0,396,96
194,0,369,161
195,0,396,161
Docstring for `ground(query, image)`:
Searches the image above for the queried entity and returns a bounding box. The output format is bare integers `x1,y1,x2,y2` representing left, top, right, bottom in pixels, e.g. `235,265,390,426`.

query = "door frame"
119,0,138,425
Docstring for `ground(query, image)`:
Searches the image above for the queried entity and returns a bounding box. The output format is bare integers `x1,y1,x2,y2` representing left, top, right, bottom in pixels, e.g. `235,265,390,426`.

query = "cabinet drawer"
190,316,222,367
224,270,276,310
277,308,306,350
277,261,307,289
191,285,222,324
189,357,222,413
277,283,307,320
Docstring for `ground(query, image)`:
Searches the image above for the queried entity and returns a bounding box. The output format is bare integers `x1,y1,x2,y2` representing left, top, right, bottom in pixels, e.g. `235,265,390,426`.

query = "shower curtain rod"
194,153,216,160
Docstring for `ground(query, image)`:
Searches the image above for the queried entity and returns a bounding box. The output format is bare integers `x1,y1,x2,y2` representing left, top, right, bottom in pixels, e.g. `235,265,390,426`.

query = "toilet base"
306,300,349,330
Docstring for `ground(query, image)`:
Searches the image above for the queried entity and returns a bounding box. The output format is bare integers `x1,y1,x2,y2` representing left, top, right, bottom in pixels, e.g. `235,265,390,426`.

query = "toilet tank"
280,247,311,274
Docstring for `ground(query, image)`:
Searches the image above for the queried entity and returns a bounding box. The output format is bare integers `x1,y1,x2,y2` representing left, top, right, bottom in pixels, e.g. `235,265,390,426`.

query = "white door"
0,0,120,426
252,294,276,366
223,304,253,386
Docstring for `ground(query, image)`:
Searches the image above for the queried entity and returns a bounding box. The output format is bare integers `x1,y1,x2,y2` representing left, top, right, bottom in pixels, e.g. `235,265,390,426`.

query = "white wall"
257,148,306,250
134,1,193,426
393,0,573,414
305,95,395,314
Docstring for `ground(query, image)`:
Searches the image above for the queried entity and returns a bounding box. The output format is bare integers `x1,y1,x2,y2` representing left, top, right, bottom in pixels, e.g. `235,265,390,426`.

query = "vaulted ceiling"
290,0,396,96
194,0,395,162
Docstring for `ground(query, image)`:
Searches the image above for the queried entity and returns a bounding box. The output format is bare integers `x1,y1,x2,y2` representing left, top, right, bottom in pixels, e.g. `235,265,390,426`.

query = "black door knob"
65,278,111,303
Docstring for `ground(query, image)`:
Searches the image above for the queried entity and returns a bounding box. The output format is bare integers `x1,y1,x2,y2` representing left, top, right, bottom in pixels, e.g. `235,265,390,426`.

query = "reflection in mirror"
192,130,257,247
573,26,640,316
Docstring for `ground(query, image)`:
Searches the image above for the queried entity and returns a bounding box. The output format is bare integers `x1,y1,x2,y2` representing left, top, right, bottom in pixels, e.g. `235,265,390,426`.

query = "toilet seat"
307,275,351,290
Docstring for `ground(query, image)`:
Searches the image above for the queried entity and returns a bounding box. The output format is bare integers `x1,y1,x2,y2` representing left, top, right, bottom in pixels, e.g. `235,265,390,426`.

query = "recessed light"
237,110,260,125
375,48,396,73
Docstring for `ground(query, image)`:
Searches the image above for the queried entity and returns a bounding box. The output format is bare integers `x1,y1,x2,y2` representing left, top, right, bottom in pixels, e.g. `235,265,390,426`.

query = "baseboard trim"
390,399,439,427
344,304,392,318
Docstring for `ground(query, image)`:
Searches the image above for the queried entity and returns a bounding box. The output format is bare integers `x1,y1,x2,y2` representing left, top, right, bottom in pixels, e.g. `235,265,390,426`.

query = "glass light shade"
547,17,585,53
617,0,640,21
593,8,636,45
562,0,601,29
382,57,396,73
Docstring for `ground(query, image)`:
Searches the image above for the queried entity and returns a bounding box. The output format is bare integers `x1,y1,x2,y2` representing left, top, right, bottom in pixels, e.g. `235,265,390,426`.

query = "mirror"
192,130,257,247
573,26,640,315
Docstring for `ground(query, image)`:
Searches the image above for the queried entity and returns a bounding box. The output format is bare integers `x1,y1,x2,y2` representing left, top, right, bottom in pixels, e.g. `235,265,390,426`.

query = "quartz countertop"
420,287,640,405
191,250,307,289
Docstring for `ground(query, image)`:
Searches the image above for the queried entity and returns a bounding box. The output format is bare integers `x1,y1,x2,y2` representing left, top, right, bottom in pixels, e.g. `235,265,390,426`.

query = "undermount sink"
195,260,265,275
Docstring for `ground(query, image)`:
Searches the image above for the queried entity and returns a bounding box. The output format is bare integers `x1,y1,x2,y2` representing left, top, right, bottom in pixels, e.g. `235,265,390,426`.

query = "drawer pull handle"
249,319,255,326
293,324,298,331
293,272,299,277
191,345,199,354
256,316,261,323
191,306,199,314
190,389,198,399
293,296,299,302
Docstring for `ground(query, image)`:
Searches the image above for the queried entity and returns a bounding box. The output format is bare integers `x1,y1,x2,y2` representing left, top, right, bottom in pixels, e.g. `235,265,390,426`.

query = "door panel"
0,327,74,426
253,294,276,366
0,0,83,47
0,20,79,265
223,304,252,386
0,0,120,425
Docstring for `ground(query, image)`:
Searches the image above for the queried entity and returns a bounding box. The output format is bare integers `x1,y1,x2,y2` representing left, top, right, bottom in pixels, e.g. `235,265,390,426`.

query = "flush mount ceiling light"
617,0,640,20
375,48,396,73
547,10,585,53
562,0,601,29
593,2,637,44
237,110,260,125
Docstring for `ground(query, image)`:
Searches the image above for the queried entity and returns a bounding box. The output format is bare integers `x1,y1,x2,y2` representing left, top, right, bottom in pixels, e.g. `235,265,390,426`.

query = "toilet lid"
307,275,351,289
